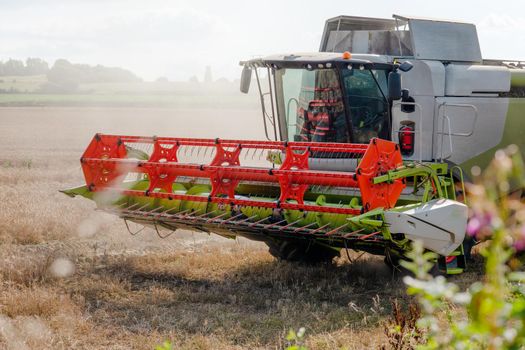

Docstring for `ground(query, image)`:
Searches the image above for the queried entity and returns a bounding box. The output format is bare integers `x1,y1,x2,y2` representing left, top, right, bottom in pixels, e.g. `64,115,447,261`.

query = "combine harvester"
64,15,525,274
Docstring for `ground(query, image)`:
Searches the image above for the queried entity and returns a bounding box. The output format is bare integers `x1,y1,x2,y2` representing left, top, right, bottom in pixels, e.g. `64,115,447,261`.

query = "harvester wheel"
384,254,444,277
265,239,340,263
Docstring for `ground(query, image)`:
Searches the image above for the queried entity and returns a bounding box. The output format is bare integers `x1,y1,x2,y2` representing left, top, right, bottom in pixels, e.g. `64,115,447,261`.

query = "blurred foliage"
45,59,140,92
403,144,525,349
381,299,423,350
0,57,140,93
0,58,48,76
285,327,307,350
154,341,173,350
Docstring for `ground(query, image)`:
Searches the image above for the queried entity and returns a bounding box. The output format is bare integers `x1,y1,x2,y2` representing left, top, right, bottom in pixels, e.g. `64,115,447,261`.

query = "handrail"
286,98,300,132
439,115,454,161
436,103,478,161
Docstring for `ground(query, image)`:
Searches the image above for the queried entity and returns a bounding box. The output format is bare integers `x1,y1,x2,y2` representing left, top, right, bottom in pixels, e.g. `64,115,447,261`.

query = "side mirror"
240,66,252,94
388,71,402,101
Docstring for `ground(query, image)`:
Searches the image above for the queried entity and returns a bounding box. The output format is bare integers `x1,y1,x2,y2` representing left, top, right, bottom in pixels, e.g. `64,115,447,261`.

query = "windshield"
275,66,390,144
341,68,389,143
275,68,350,143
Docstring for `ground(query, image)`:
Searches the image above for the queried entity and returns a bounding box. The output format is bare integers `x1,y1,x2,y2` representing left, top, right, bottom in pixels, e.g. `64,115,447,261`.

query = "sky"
1,0,524,81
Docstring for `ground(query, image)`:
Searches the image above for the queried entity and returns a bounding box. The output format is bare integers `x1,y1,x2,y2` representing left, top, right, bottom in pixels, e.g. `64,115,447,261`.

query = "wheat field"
0,107,483,349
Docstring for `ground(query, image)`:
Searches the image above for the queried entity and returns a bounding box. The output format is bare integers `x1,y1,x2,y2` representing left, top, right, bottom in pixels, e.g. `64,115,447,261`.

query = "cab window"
276,68,351,143
341,68,389,143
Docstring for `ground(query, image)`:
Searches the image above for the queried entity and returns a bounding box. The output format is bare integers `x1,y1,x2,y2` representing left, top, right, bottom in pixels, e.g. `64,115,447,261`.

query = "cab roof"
240,52,392,70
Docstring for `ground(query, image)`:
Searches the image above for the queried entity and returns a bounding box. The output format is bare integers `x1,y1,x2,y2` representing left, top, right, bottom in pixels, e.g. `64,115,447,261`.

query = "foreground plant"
154,341,173,350
403,145,525,349
285,327,307,350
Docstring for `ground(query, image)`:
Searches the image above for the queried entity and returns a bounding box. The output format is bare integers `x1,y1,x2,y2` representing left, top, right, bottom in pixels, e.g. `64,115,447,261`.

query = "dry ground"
0,107,484,349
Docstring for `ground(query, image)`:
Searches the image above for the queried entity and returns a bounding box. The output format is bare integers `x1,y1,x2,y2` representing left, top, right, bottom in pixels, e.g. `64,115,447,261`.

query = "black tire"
384,255,444,277
462,236,476,262
265,239,340,264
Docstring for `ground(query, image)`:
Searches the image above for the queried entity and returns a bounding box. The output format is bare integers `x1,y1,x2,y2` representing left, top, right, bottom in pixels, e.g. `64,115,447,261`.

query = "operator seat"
297,70,349,143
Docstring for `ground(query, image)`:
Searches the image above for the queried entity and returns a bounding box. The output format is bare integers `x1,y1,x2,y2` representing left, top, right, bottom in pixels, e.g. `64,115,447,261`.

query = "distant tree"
204,66,213,83
25,58,49,75
86,64,140,83
46,59,80,91
3,59,25,75
45,59,141,92
156,76,169,83
0,57,49,76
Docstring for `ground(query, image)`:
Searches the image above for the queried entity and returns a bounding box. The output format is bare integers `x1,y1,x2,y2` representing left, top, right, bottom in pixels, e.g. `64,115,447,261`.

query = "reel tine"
358,231,381,240
177,209,192,216
154,222,175,239
325,223,349,236
124,219,145,236
153,206,181,219
162,207,182,216
148,205,165,214
183,209,204,220
205,211,230,223
133,203,153,213
236,214,258,224
199,210,217,217
249,216,270,227
343,228,365,238
191,210,217,221
116,202,130,209
170,209,192,219
263,219,287,229
122,203,141,212
221,212,245,224
308,223,331,235
280,219,303,230
293,222,317,232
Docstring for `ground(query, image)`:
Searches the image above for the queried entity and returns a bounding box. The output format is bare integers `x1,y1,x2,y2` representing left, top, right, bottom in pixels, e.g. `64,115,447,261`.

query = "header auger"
65,133,468,273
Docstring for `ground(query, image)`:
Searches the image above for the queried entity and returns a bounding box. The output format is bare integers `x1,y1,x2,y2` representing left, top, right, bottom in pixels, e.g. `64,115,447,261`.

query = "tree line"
0,58,140,92
0,58,49,76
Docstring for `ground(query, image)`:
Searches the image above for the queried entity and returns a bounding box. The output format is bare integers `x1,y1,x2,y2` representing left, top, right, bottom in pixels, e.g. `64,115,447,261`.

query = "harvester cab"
63,13,525,275
242,14,525,177
239,53,414,171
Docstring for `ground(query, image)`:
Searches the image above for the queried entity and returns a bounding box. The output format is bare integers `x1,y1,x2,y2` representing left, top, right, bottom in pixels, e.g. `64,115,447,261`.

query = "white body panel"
322,15,515,168
390,59,511,165
445,64,510,96
392,60,446,161
433,97,509,164
384,199,468,256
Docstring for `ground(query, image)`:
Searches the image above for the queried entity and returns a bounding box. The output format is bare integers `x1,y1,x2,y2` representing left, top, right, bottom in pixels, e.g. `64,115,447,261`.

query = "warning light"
342,51,352,59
